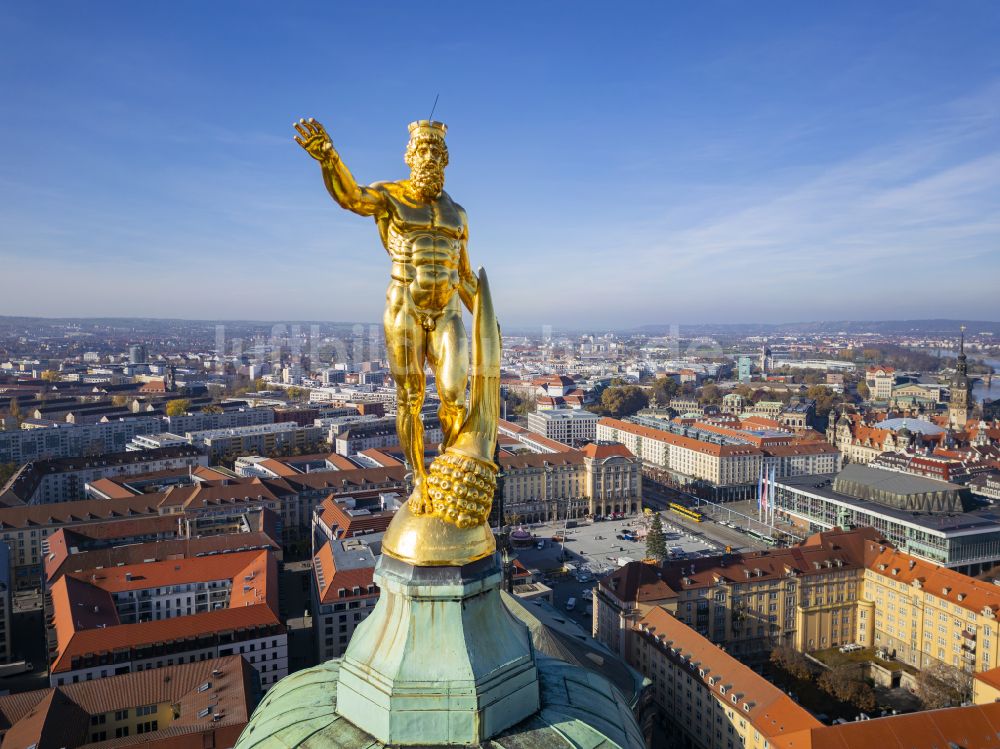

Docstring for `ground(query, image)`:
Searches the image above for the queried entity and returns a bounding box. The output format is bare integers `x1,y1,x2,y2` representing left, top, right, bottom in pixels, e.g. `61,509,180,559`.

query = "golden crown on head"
408,120,447,139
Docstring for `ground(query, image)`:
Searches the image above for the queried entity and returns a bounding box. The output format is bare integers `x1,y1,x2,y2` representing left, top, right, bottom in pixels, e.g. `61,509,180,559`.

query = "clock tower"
949,326,972,429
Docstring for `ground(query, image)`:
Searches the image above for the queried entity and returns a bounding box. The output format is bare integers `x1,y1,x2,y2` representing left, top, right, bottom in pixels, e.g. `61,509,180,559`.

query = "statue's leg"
384,297,428,510
427,307,469,451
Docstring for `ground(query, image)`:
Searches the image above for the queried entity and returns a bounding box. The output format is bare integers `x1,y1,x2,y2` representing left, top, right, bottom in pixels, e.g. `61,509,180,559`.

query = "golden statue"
295,117,500,565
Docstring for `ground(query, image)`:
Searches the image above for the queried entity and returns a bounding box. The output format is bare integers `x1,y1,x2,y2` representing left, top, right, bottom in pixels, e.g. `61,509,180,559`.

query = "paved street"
511,516,721,578
1,593,49,694
695,498,807,545
280,560,317,674
506,514,726,631
643,479,805,551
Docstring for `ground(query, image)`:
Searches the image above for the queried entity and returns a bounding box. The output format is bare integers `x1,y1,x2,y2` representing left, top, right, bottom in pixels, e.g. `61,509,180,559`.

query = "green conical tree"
646,513,667,562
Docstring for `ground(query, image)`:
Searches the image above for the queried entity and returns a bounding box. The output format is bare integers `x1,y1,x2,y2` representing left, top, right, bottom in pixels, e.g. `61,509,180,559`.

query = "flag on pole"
757,463,764,521
769,464,777,525
761,464,768,517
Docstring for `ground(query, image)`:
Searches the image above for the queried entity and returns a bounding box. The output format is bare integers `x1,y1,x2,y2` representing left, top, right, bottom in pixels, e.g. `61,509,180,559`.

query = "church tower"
949,326,972,429
760,343,773,375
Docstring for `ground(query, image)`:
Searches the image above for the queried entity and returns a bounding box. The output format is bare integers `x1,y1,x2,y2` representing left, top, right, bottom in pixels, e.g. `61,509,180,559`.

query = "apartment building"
498,418,574,454
860,545,1000,672
48,550,287,691
276,466,407,536
0,415,164,464
500,443,642,523
866,365,897,401
43,523,282,588
311,536,379,661
632,606,820,749
188,422,325,462
603,522,1000,678
597,417,764,499
526,408,599,445
0,483,291,591
631,605,1000,749
599,417,839,500
0,496,167,591
312,492,398,549
595,527,880,662
0,446,207,505
163,406,274,434
0,655,258,748
332,416,442,456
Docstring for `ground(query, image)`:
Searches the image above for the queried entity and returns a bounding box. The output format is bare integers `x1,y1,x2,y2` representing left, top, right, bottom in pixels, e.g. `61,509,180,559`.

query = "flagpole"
757,462,763,524
769,464,776,529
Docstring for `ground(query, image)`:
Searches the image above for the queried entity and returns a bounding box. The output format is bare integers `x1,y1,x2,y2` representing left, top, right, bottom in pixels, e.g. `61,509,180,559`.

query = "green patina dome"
235,655,645,749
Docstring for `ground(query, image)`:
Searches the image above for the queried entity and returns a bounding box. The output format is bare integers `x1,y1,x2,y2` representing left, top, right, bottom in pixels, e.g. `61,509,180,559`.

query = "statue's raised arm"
293,118,385,217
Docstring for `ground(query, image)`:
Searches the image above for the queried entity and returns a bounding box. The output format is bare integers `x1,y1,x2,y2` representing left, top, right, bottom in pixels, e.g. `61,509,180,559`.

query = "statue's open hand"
293,118,335,162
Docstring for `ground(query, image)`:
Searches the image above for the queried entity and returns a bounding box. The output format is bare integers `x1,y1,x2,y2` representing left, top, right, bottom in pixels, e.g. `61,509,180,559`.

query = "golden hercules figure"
295,117,500,565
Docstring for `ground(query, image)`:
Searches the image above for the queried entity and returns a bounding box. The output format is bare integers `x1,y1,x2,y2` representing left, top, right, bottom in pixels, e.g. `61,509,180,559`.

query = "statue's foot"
408,480,428,515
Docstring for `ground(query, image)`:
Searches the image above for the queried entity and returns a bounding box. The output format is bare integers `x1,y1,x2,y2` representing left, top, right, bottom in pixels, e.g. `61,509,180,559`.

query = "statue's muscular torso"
374,183,467,316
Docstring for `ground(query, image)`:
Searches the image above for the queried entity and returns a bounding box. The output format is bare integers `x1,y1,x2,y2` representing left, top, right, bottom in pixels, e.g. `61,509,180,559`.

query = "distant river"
911,347,1000,403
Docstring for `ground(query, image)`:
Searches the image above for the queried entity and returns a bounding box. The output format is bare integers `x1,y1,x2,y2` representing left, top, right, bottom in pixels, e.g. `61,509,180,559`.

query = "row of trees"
770,647,876,712
769,645,812,680
771,645,973,714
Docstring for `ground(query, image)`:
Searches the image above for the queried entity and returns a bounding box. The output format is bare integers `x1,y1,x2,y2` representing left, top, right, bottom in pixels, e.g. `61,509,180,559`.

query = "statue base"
334,553,540,745
381,501,496,566
232,552,645,748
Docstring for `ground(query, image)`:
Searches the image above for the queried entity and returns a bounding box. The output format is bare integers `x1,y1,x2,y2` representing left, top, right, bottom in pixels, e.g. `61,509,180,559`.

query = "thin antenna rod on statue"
428,93,440,121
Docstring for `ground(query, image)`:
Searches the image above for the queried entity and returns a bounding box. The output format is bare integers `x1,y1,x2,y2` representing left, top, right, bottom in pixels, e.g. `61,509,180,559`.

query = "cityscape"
2,3,1000,749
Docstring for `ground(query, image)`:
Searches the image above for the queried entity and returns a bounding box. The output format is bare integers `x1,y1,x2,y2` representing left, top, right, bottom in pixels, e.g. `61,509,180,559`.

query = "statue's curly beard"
409,164,444,200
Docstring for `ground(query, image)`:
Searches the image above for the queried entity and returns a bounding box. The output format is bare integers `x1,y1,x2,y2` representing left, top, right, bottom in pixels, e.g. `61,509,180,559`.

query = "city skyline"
2,2,999,326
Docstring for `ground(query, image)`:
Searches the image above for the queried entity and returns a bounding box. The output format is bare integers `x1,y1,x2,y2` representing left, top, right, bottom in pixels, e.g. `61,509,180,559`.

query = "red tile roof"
316,495,395,538
51,603,281,675
580,442,635,460
313,541,376,604
0,655,256,749
867,545,1000,617
86,477,139,499
638,606,821,741
775,702,1000,749
49,550,280,674
598,417,763,458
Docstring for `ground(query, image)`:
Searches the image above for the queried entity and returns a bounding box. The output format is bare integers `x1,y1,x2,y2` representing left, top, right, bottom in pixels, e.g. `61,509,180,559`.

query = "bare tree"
770,646,813,681
819,664,876,712
915,663,973,709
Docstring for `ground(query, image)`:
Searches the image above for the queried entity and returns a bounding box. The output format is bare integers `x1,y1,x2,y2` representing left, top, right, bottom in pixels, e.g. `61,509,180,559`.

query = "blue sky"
1,1,998,328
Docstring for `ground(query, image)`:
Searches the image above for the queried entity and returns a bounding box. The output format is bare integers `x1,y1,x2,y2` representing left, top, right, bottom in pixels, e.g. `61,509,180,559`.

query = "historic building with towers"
950,327,973,429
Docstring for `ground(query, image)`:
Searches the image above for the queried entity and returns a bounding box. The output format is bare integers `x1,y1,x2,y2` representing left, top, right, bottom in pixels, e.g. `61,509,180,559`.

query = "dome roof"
877,417,945,436
234,657,645,749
